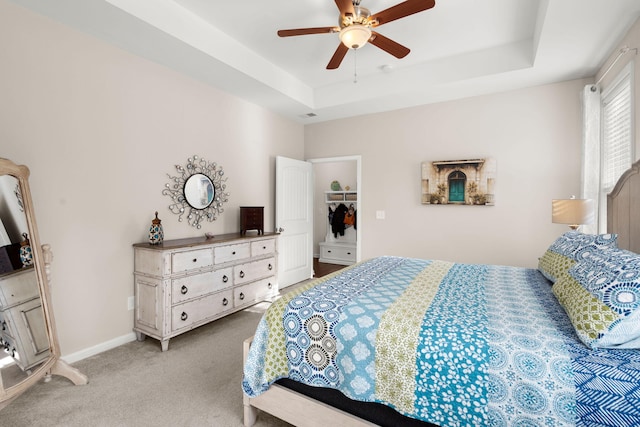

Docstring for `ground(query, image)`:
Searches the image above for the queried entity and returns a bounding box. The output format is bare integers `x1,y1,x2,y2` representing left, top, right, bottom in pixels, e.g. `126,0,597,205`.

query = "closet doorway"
309,156,361,269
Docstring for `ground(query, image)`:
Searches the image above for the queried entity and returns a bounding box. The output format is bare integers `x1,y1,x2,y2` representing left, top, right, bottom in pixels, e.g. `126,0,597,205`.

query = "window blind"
598,66,633,231
602,75,632,191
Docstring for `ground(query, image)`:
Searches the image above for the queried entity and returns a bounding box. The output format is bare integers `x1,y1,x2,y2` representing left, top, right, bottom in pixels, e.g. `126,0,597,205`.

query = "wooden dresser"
0,267,50,371
240,206,264,235
133,232,278,351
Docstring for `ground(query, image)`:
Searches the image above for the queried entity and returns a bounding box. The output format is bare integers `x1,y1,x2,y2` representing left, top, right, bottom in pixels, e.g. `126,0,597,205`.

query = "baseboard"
61,332,137,364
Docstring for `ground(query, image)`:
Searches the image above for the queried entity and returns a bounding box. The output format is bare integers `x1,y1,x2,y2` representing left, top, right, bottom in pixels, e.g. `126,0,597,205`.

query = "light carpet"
1,303,291,427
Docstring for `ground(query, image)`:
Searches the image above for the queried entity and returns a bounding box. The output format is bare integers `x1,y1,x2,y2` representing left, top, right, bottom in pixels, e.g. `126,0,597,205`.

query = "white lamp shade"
552,199,595,228
339,25,371,49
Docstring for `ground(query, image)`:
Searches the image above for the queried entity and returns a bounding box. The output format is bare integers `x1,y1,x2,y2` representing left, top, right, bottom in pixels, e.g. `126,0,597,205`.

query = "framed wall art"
421,158,496,205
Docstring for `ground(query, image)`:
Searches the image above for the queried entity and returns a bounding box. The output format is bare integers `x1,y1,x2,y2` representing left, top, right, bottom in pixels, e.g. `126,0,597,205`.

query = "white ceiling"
11,0,640,124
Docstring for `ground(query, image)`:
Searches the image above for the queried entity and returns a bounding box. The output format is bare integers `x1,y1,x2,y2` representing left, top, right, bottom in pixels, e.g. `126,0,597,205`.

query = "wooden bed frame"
242,338,376,427
243,159,640,427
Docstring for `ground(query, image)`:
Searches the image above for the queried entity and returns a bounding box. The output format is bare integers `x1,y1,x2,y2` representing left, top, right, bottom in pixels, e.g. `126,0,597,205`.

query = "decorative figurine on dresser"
133,156,277,351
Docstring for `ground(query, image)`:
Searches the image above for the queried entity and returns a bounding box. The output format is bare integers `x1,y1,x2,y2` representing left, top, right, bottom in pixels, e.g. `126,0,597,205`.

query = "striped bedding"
242,256,640,426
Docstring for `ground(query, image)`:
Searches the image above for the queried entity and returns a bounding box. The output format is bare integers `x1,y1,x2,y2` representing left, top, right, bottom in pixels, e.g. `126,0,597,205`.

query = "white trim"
61,332,137,364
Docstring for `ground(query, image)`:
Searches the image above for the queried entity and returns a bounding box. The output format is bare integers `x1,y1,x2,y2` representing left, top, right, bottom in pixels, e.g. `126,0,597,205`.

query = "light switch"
376,210,385,220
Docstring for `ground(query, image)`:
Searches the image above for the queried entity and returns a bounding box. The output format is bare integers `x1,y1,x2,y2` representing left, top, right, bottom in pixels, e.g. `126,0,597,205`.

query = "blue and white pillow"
553,247,640,349
538,232,618,283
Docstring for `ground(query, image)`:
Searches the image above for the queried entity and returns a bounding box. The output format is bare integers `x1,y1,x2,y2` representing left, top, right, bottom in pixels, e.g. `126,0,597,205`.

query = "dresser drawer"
320,244,356,262
234,257,275,285
214,243,250,264
251,239,275,257
171,289,233,332
234,277,277,307
0,268,39,308
172,249,213,273
171,267,232,304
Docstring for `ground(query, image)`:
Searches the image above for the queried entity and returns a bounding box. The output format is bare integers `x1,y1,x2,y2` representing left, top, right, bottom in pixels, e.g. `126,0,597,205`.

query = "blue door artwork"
449,171,466,202
421,158,496,206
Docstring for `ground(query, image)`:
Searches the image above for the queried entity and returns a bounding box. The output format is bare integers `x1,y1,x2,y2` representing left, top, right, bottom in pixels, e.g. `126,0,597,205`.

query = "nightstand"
240,206,264,235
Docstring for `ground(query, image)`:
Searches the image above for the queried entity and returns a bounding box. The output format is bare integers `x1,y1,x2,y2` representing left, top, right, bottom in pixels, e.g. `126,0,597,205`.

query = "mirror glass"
184,173,215,209
0,175,50,389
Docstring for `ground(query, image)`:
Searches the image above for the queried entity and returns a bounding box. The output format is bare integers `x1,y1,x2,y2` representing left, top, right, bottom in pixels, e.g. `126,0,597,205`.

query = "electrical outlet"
376,210,386,220
127,296,135,311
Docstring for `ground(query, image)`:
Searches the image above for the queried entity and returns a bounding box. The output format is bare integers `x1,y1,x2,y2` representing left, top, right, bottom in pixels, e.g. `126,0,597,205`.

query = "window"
597,63,634,231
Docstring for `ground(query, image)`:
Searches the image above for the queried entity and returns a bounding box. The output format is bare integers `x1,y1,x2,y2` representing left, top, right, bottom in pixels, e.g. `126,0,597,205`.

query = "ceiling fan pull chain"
353,49,358,83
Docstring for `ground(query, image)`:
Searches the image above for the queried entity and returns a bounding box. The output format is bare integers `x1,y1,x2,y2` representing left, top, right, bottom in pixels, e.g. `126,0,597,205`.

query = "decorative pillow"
552,247,640,349
537,232,618,283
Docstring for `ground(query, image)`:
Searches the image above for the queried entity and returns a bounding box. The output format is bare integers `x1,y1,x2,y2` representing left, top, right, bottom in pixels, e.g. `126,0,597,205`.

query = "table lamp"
552,198,595,230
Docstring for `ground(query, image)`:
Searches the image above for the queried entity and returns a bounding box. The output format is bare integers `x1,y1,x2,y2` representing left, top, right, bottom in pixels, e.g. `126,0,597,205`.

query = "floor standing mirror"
0,158,87,409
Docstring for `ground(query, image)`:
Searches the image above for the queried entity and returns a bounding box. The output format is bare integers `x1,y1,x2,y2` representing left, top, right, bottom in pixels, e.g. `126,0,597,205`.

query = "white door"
276,156,313,288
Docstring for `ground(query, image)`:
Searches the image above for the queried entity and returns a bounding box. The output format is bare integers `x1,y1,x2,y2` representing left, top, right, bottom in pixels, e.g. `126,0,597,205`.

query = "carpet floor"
1,302,291,427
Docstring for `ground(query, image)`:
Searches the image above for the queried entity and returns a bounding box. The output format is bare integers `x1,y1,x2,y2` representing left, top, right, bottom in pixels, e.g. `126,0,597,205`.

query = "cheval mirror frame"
0,158,87,409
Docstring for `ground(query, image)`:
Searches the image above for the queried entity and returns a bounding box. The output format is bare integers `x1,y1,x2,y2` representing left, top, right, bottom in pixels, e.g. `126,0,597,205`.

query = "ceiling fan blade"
335,0,355,17
277,27,337,37
370,31,410,58
371,0,435,27
327,43,349,69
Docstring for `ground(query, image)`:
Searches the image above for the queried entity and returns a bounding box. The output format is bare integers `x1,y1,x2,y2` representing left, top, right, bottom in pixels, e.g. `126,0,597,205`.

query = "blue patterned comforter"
242,256,640,426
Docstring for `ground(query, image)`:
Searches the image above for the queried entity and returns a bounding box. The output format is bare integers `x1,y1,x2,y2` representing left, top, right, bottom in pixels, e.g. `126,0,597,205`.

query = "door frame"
308,155,362,263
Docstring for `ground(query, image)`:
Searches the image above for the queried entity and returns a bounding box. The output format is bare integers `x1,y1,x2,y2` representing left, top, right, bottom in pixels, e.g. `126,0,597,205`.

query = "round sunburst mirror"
162,155,230,228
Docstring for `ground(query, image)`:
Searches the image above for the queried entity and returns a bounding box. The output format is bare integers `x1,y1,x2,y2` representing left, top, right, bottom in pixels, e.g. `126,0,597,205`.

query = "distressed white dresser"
133,232,278,351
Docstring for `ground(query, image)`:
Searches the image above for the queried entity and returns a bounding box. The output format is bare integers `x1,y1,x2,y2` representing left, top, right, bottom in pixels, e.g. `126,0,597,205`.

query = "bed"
242,160,640,427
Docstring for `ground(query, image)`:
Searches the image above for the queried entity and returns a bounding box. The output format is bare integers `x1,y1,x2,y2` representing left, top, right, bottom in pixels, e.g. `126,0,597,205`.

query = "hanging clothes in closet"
329,203,348,238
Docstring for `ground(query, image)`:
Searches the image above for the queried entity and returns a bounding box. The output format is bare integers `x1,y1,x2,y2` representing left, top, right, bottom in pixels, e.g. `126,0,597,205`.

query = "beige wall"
0,1,304,356
305,79,589,268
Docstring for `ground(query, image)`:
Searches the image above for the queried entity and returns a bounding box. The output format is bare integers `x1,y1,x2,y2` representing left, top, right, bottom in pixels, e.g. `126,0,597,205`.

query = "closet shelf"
325,191,357,203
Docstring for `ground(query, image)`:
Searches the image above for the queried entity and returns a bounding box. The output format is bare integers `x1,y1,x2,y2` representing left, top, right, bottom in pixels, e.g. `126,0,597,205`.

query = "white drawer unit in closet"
319,241,357,265
133,232,278,351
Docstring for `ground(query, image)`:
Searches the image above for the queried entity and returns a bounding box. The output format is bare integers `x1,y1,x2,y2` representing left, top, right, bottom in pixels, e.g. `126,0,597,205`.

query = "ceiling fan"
277,0,436,70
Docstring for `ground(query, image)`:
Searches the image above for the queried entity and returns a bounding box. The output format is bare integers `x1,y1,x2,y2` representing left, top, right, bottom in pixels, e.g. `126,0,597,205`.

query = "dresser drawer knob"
347,252,351,255
222,275,228,283
232,251,236,255
181,312,188,321
222,298,229,306
327,250,332,253
192,258,197,263
239,271,245,278
268,282,272,289
181,285,188,295
268,263,273,270
262,246,266,250
239,292,245,300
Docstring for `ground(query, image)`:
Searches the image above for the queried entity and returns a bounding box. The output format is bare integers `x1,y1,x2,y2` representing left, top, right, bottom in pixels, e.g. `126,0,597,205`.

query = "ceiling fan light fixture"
339,24,371,49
